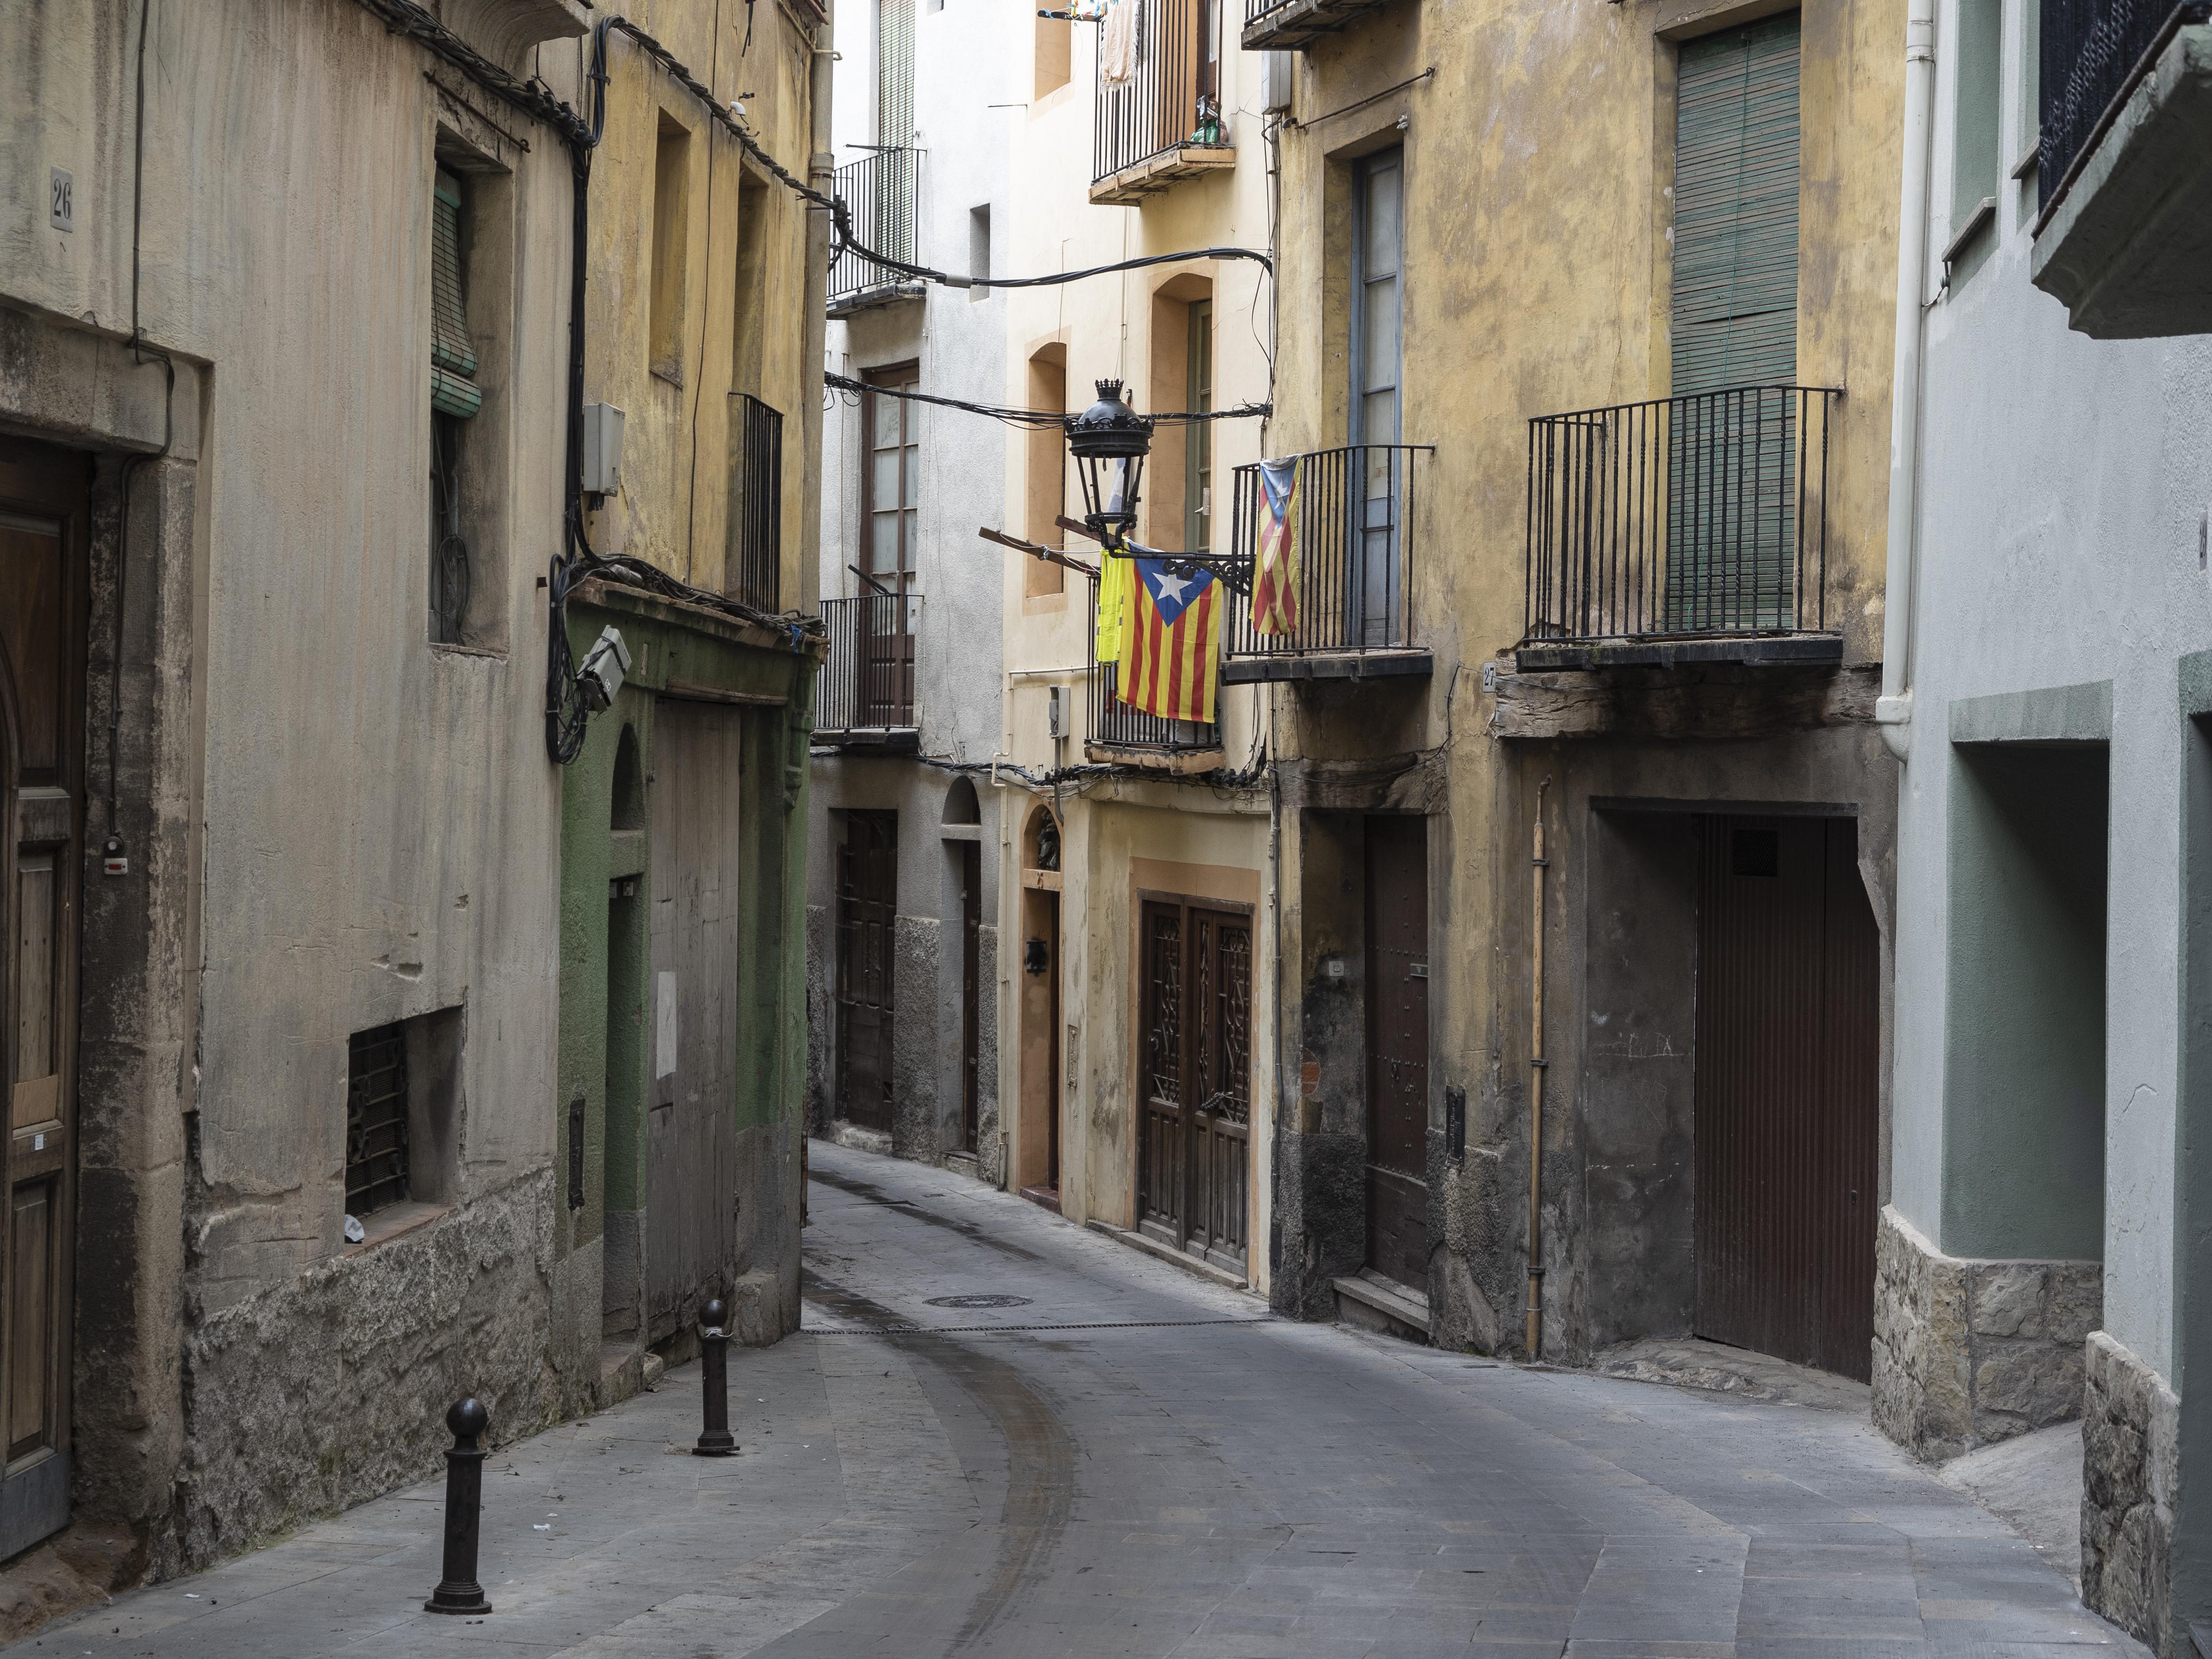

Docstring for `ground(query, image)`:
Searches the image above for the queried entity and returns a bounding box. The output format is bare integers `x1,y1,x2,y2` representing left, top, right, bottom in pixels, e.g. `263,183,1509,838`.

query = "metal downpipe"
1876,0,1938,762
1527,778,1550,1360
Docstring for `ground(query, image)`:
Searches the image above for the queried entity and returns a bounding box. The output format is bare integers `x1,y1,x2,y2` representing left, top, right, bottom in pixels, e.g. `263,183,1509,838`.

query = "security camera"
577,625,632,712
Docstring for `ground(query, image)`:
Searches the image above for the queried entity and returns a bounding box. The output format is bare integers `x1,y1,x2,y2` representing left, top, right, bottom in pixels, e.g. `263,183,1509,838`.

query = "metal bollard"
424,1397,493,1615
693,1297,737,1457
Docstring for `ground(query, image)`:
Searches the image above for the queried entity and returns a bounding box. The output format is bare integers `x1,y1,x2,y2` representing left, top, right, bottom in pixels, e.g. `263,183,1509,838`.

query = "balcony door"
1668,14,1802,632
861,364,918,725
1349,148,1404,649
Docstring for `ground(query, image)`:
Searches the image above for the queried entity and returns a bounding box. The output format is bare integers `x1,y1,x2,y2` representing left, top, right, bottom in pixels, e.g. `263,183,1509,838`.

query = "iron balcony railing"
828,148,922,302
2039,0,2209,213
1222,444,1425,661
1093,0,1225,183
1087,576,1220,752
1524,385,1839,645
817,593,917,730
729,394,782,609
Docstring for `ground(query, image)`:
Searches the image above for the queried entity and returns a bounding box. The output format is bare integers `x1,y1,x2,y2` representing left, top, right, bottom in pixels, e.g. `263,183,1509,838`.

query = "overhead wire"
824,372,1268,428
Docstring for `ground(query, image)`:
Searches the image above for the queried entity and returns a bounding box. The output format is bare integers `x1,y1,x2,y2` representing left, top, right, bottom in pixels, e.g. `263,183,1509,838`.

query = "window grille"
346,1023,412,1218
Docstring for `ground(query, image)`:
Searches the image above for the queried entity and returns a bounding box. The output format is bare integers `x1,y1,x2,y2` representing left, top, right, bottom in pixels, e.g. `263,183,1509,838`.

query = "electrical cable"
825,371,1268,428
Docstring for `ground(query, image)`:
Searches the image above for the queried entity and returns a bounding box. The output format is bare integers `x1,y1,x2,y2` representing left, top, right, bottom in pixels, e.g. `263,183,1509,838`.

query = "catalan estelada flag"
1118,558,1222,724
1252,457,1301,635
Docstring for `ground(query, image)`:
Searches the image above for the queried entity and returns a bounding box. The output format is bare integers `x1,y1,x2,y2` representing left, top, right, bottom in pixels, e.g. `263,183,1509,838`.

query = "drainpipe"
1875,0,1937,763
1526,778,1550,1360
802,10,835,617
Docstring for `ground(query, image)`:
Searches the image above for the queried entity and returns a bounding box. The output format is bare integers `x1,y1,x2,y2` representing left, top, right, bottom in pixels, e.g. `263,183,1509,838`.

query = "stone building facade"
0,0,824,1633
804,0,1008,1178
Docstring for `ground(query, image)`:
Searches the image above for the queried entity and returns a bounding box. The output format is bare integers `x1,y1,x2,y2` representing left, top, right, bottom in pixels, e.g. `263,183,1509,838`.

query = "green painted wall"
554,586,819,1270
1941,741,2109,1260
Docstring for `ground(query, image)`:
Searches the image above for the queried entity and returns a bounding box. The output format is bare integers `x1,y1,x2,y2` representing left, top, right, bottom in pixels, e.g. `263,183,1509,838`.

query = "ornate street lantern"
1066,379,1153,552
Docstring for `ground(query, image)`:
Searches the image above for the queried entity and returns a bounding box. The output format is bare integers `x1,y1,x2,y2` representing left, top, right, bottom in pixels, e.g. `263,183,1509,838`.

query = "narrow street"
6,1141,2140,1658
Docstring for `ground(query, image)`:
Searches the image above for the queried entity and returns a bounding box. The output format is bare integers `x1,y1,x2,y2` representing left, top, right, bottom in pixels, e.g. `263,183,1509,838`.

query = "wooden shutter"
431,170,481,420
877,0,915,146
1667,17,1801,629
1671,15,1800,395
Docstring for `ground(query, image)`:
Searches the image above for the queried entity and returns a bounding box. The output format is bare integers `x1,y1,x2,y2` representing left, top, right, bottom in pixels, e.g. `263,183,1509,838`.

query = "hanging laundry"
1100,0,1136,86
1068,0,1109,19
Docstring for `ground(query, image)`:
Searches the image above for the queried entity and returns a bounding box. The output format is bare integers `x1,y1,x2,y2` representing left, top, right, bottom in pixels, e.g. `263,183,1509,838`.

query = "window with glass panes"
1185,300,1213,555
863,364,920,596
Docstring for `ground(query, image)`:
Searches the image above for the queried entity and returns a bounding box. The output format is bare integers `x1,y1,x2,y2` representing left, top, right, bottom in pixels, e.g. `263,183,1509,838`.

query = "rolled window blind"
432,169,481,420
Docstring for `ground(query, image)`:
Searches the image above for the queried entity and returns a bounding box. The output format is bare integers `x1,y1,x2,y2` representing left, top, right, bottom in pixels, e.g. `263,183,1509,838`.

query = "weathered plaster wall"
1263,0,1904,1358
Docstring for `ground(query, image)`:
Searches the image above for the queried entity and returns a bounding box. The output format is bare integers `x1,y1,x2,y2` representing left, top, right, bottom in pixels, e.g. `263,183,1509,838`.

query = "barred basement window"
346,1022,412,1218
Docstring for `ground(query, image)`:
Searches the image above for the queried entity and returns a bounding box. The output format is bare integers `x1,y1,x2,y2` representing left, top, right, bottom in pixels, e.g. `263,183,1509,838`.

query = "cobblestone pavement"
12,1141,2147,1658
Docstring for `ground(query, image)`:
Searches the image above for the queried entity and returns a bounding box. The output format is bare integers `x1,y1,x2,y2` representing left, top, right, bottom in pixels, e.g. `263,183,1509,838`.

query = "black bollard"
693,1297,737,1457
424,1398,493,1615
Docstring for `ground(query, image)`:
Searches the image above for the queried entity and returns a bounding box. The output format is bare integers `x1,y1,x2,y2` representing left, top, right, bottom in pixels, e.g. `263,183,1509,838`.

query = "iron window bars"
730,394,783,608
346,1023,411,1219
828,147,923,301
1523,385,1839,645
1093,0,1226,184
2039,0,2210,215
817,593,918,731
1219,444,1425,661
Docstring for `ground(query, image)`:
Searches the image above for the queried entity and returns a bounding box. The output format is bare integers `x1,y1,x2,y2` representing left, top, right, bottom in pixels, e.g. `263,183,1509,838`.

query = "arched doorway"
1017,804,1061,1198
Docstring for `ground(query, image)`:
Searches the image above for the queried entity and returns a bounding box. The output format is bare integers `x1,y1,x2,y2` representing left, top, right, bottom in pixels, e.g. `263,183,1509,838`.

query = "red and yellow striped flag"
1117,558,1222,724
1252,457,1301,635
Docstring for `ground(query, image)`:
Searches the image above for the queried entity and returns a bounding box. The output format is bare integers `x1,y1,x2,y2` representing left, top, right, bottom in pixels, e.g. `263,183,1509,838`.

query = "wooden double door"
1364,815,1431,1292
1136,896,1251,1273
644,700,744,1343
0,442,87,1555
835,813,898,1132
1693,815,1879,1380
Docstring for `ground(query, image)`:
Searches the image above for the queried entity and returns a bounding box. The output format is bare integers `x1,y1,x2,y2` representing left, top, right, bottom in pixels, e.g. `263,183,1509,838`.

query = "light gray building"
806,0,1010,1176
1873,0,2212,1647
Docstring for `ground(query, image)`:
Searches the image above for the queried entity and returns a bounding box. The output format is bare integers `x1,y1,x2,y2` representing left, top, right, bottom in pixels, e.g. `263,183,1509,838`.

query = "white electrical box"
581,401,625,496
1047,685,1069,739
1262,52,1294,115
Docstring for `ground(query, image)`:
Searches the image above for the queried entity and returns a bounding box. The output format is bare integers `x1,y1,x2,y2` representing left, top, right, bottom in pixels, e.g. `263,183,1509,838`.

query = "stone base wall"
2080,1330,2178,1655
1872,1205,2100,1458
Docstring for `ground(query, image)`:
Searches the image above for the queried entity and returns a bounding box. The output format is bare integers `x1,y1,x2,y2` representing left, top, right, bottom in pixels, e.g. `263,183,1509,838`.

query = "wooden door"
1693,816,1879,1380
1364,816,1431,1292
835,812,898,1132
645,700,744,1343
0,442,87,1556
959,841,980,1154
1137,896,1251,1273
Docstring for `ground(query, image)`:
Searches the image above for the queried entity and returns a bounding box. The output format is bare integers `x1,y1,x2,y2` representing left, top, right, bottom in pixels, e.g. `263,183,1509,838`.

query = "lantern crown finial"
1067,378,1154,460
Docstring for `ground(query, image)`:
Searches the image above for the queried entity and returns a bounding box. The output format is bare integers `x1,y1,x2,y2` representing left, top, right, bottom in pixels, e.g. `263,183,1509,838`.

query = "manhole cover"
925,1294,1033,1310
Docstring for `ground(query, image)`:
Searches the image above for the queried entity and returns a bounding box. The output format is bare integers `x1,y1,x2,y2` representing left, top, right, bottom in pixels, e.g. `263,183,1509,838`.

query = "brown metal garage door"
1693,815,1879,1380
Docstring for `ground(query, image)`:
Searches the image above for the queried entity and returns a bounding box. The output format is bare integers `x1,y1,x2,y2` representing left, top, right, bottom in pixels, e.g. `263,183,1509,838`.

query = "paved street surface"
12,1142,2146,1657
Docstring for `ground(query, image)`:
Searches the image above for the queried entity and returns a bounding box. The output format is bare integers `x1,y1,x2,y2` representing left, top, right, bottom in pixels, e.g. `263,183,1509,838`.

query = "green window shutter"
1671,14,1800,395
432,169,480,419
1666,14,1803,632
876,0,914,146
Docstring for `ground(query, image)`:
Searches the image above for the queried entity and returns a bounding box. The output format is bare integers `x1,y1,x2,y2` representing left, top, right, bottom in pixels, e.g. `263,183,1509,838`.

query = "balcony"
1219,444,1432,683
727,394,782,610
1519,385,1842,673
1090,0,1235,205
1084,581,1225,770
816,593,918,751
1240,0,1394,51
828,148,924,316
2031,0,2212,335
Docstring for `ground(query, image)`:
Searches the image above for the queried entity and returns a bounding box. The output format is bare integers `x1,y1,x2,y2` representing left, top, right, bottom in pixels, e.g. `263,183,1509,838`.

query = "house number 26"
49,167,73,233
